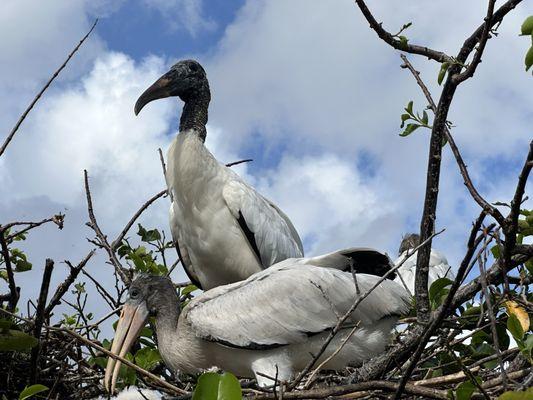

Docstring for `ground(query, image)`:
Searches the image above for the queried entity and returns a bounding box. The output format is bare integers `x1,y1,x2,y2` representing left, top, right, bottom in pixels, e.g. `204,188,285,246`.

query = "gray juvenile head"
128,274,178,316
398,233,421,255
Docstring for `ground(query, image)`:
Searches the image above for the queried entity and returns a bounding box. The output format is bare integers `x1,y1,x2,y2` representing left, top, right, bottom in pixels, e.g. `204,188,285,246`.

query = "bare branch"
44,250,95,318
83,170,131,285
45,326,188,395
30,259,54,383
226,158,253,167
110,189,167,250
0,20,98,157
353,0,452,63
399,54,506,226
453,0,496,83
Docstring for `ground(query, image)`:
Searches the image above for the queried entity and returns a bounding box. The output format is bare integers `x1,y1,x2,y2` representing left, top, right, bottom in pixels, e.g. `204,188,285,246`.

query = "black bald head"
134,59,210,115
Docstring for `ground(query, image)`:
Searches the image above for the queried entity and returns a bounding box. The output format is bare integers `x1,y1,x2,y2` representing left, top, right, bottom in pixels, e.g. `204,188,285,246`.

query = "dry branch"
0,20,98,157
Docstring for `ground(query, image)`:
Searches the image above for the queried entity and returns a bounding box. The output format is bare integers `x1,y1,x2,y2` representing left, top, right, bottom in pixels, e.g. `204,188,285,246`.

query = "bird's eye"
130,288,139,299
189,63,198,72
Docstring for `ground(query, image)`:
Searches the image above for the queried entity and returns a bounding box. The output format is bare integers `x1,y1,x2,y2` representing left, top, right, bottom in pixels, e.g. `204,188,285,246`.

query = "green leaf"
0,330,38,351
429,277,453,308
499,388,533,400
525,46,533,71
507,313,525,341
398,35,409,49
400,113,411,128
192,372,242,400
14,259,32,272
400,123,421,137
456,381,476,400
421,110,429,125
490,245,501,259
406,101,413,115
438,62,450,85
135,347,161,371
521,16,533,35
182,284,198,297
19,384,48,400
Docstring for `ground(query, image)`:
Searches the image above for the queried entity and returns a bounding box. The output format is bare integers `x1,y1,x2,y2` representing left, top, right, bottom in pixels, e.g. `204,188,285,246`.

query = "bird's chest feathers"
167,133,224,209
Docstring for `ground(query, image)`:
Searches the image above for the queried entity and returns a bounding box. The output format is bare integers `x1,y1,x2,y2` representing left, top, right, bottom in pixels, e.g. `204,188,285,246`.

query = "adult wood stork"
394,233,455,295
134,59,303,290
104,249,411,392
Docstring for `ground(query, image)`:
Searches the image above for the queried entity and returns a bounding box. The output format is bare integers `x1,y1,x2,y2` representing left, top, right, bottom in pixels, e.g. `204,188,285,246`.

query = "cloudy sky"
0,0,531,324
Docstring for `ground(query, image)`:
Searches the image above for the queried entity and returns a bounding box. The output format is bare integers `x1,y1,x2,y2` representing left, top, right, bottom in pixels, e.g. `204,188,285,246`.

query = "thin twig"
399,54,506,226
353,0,452,63
226,158,253,167
0,20,98,157
44,250,95,318
84,170,131,285
453,0,496,84
44,326,188,395
110,189,167,250
289,230,444,390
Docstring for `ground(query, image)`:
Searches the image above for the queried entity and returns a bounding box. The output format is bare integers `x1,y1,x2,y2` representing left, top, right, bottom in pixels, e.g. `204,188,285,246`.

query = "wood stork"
104,248,411,391
134,59,303,290
394,233,455,295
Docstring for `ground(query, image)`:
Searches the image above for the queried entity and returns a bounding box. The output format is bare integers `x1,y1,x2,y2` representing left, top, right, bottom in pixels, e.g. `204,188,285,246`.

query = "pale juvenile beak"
104,302,149,393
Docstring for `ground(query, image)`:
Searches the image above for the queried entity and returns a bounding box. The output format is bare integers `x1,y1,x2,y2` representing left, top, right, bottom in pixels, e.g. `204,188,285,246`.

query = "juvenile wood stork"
104,249,410,392
394,233,455,295
134,60,303,290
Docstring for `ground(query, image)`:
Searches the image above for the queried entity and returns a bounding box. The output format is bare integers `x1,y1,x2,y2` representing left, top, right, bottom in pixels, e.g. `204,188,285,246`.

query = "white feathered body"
156,263,410,386
166,131,303,290
394,248,455,296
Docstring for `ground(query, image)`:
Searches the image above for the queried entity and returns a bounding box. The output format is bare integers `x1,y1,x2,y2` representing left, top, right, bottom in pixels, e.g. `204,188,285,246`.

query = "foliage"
192,372,242,400
18,385,48,400
520,16,533,72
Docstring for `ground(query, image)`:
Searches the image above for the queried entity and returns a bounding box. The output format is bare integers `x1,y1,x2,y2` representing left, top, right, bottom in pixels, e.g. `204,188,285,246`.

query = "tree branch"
399,54,506,226
110,189,167,250
0,228,19,312
30,259,54,383
0,20,98,157
83,170,131,285
44,250,95,318
353,0,452,63
453,0,496,84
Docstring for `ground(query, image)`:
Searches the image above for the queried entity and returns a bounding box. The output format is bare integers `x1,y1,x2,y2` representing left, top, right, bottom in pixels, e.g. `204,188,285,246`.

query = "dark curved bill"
134,75,172,115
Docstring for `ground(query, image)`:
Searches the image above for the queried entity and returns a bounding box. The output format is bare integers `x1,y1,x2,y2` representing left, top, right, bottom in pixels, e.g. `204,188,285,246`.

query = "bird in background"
104,248,411,392
134,59,303,290
393,233,455,296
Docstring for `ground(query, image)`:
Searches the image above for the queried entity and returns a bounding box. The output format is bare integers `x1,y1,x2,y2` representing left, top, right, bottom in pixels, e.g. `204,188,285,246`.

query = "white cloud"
1,0,531,329
204,0,532,265
254,154,401,256
141,0,216,36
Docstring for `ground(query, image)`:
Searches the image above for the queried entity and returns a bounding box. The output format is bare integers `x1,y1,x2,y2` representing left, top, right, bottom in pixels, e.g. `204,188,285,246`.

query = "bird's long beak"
104,302,149,393
134,71,174,116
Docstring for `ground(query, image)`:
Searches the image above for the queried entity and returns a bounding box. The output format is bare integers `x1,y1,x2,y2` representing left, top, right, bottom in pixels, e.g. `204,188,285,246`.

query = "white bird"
104,249,411,391
394,233,455,296
134,60,303,290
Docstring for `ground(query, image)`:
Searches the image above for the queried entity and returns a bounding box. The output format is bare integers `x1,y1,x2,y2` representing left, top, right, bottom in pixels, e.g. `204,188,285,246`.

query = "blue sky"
0,0,531,326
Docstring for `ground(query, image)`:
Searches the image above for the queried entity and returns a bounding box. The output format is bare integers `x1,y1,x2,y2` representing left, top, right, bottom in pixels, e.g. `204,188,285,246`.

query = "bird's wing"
222,180,304,268
169,203,202,289
394,248,455,295
428,249,455,282
294,247,394,278
184,264,410,349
